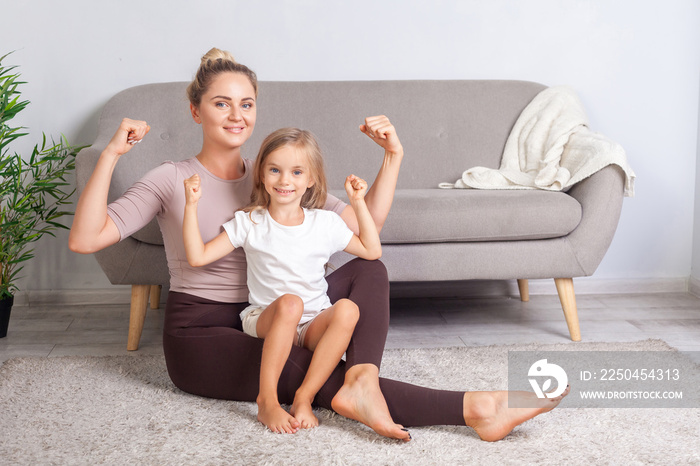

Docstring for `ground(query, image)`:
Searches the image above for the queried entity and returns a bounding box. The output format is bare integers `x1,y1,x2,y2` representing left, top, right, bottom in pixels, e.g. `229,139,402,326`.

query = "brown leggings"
163,258,465,427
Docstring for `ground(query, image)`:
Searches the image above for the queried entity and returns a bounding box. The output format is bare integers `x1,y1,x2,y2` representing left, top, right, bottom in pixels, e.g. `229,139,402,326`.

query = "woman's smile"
224,124,247,134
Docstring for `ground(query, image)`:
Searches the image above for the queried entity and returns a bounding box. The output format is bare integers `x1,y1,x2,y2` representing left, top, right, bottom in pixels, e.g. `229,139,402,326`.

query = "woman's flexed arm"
340,115,403,235
68,118,150,254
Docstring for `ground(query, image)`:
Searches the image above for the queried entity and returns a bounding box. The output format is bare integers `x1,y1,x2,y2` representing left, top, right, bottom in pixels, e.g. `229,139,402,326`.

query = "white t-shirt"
223,208,354,324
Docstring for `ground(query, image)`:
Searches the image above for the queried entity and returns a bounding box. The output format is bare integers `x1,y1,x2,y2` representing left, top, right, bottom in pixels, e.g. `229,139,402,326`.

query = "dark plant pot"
0,295,13,338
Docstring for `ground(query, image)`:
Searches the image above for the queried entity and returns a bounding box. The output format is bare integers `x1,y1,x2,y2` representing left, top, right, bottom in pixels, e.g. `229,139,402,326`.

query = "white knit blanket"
439,86,635,197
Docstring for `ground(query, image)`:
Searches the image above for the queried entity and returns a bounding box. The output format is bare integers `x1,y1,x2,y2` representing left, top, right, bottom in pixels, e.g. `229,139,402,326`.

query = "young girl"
182,127,382,434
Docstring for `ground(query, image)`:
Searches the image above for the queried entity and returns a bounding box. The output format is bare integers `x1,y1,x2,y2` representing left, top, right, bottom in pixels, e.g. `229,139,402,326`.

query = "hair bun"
188,47,258,105
201,47,237,66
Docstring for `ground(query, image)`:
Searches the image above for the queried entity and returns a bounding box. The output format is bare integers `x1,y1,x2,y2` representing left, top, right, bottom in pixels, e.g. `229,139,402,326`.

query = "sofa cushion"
330,189,582,243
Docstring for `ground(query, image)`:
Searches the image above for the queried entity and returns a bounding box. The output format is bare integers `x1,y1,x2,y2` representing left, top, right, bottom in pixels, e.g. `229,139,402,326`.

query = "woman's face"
190,72,257,151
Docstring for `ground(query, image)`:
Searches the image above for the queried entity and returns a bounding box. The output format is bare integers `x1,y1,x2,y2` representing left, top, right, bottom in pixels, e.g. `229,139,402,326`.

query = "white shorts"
241,306,314,347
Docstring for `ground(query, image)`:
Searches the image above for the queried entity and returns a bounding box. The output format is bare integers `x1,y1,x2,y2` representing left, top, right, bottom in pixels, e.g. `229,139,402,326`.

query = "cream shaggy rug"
1,340,698,465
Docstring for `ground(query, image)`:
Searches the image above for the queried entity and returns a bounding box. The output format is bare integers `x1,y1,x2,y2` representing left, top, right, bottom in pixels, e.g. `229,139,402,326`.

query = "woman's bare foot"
331,364,411,442
463,385,570,442
257,397,300,434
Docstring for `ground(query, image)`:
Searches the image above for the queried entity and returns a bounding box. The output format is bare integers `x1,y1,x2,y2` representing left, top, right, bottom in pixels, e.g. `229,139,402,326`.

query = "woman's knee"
350,257,388,282
366,258,389,281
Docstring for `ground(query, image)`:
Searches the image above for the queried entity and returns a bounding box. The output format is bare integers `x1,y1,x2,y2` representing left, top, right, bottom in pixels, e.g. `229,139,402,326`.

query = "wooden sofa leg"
149,285,162,310
554,278,581,341
517,279,530,302
128,284,150,351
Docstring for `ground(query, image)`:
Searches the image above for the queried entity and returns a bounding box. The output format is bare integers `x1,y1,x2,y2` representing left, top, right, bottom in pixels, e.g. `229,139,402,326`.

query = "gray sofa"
76,80,626,350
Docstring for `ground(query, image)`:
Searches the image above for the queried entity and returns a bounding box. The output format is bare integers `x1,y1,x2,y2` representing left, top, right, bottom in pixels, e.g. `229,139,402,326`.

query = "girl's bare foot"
257,397,300,434
290,399,319,429
463,385,570,442
331,364,411,442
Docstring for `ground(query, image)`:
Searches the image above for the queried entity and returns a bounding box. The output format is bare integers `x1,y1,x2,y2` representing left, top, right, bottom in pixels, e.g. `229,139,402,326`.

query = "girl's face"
261,145,315,208
190,72,256,151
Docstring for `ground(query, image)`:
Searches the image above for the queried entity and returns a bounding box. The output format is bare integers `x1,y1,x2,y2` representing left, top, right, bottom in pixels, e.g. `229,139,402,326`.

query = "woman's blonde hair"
187,47,258,106
244,128,328,214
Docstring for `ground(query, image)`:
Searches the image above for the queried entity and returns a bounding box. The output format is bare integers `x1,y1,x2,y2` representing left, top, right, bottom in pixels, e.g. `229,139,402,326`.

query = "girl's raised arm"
69,118,151,254
182,174,235,267
342,175,382,261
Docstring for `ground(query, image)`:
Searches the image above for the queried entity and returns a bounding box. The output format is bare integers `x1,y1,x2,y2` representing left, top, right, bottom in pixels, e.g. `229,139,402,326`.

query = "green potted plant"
0,52,86,337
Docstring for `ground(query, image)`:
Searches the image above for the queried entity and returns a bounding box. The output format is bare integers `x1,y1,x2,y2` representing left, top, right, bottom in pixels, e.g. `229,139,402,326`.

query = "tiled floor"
1,291,699,364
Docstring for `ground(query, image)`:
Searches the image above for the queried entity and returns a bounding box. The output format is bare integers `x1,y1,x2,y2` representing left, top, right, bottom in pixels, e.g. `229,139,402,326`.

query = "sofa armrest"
564,165,626,276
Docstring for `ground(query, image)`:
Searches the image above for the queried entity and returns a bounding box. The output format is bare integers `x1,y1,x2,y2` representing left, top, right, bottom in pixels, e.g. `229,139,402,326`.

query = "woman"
69,48,566,442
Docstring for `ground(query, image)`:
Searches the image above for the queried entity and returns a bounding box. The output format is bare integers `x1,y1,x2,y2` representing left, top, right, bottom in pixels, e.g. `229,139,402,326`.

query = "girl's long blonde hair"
243,128,328,215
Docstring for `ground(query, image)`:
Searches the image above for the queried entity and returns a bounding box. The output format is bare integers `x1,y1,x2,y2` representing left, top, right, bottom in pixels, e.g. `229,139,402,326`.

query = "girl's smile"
262,145,315,220
273,187,296,195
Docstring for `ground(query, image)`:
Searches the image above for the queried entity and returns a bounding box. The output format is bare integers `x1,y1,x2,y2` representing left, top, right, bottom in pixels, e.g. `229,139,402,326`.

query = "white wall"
2,0,699,296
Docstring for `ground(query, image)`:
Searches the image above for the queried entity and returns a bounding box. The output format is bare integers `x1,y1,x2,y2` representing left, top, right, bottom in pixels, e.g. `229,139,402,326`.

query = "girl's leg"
253,294,305,434
290,298,359,428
